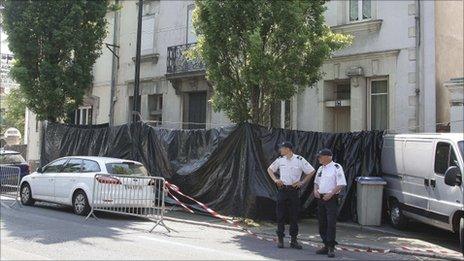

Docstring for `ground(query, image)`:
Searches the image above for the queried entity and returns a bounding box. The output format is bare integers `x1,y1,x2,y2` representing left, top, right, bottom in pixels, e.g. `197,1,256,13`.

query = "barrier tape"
399,246,462,257
165,181,392,253
165,181,462,257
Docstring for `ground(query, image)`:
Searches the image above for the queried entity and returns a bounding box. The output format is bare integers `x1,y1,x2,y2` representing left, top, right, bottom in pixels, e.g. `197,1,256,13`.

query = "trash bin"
355,176,387,226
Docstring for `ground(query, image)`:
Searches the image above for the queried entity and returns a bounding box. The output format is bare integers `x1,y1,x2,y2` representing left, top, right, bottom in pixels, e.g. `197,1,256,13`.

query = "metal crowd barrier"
86,174,171,233
0,165,21,207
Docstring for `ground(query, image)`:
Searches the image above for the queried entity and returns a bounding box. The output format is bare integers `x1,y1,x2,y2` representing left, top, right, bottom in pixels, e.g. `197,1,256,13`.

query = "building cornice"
327,49,401,63
331,19,383,34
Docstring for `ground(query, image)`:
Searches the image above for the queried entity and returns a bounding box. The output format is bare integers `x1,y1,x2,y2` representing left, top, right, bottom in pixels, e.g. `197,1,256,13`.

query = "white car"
20,156,152,215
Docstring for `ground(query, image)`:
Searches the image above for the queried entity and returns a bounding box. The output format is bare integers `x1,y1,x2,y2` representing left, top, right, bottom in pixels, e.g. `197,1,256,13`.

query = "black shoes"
290,237,302,250
277,237,302,249
316,246,335,257
327,247,335,258
316,246,328,255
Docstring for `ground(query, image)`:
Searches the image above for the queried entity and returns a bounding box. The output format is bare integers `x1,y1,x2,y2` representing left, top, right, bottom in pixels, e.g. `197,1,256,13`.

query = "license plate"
124,185,142,190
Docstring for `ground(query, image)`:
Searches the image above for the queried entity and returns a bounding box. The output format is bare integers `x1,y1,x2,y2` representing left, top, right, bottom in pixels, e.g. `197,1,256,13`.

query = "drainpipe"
414,0,421,132
109,0,120,126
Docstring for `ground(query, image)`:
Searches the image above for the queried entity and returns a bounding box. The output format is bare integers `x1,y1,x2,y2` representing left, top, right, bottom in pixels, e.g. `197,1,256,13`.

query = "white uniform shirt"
269,154,315,185
314,161,347,194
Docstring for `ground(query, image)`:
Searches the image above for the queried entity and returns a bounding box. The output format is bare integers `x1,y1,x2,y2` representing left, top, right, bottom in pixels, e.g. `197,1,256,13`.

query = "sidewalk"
165,209,463,260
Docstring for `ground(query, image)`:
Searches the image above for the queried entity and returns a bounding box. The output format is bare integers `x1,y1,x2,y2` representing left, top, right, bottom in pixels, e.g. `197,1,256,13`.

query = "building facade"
24,0,464,163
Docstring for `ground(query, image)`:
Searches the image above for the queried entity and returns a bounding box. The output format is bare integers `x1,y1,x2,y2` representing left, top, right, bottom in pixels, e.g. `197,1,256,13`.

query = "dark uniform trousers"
318,194,338,248
276,186,300,238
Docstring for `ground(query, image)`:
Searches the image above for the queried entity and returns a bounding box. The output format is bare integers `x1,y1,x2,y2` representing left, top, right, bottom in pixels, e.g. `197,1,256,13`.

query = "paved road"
0,199,431,260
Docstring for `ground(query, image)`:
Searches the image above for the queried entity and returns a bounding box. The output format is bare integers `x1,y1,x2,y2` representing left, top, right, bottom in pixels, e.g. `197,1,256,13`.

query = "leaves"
1,89,27,136
2,0,109,122
193,0,352,125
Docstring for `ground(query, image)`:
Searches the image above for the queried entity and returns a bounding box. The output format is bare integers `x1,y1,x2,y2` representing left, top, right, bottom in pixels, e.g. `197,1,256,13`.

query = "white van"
381,133,463,253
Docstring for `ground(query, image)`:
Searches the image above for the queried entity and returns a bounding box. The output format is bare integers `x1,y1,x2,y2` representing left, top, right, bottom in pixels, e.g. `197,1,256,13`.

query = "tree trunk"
250,85,260,124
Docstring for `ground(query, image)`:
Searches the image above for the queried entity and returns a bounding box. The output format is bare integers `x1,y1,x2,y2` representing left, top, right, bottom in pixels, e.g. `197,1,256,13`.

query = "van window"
434,142,458,175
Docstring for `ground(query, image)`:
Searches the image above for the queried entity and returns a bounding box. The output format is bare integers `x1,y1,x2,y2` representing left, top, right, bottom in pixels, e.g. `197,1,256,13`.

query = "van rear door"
428,141,463,230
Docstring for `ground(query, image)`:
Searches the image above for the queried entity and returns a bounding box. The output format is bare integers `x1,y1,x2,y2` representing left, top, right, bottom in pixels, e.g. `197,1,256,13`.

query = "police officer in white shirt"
314,148,347,258
267,141,315,249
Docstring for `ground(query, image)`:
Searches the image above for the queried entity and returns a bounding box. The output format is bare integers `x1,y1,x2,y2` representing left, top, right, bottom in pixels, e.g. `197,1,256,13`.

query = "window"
336,84,350,100
435,142,458,175
43,159,68,173
349,0,372,22
459,141,464,159
74,106,92,125
148,94,163,124
82,160,101,173
186,4,197,44
106,162,148,176
62,159,82,173
271,100,292,129
368,78,388,130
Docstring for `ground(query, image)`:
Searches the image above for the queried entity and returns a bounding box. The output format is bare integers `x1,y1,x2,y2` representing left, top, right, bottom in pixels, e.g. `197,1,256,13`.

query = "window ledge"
132,53,159,64
331,19,382,34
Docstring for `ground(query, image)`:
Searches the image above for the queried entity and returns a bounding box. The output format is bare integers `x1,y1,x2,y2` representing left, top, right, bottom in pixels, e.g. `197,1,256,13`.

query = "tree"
1,88,27,135
2,0,110,122
193,0,352,125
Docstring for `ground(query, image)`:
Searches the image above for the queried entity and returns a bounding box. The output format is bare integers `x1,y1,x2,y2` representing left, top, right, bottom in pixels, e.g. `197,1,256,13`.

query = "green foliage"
1,89,27,135
2,0,110,122
193,0,352,124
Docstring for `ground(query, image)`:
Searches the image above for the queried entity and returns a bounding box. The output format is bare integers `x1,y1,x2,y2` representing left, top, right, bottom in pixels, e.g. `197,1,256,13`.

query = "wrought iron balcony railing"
166,43,205,76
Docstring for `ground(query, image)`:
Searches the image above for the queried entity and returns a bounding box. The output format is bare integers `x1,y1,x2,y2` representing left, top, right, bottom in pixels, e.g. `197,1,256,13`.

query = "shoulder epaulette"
335,163,341,169
297,156,302,160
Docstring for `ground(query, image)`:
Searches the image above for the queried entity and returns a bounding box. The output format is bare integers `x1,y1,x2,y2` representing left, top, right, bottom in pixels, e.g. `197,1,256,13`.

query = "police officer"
314,148,347,258
267,141,315,249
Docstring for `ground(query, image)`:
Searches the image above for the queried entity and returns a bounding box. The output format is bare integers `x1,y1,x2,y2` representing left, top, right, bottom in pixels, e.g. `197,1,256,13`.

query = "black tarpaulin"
41,122,383,219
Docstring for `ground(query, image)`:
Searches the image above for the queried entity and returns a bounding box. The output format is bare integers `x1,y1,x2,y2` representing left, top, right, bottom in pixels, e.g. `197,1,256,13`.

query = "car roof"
384,133,464,142
58,156,142,164
0,150,21,155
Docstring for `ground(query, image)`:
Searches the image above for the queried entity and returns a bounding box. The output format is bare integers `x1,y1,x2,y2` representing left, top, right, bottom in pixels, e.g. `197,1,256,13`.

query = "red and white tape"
398,246,462,257
164,181,461,257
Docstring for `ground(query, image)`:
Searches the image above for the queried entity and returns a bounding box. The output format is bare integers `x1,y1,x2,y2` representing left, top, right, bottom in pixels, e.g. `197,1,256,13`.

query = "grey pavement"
1,198,423,260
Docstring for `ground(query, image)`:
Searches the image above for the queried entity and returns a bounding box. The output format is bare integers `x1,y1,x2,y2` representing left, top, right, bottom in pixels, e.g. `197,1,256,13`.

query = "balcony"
166,43,205,80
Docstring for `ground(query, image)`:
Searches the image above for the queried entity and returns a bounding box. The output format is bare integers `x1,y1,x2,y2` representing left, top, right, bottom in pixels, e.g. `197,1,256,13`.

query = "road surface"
0,198,431,260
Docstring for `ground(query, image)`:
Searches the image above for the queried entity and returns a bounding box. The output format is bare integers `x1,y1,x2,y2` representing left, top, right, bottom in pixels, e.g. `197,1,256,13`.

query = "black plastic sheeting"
41,122,383,220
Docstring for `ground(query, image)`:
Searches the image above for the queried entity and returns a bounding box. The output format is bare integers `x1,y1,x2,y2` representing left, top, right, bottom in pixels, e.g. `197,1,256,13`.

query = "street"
0,198,425,260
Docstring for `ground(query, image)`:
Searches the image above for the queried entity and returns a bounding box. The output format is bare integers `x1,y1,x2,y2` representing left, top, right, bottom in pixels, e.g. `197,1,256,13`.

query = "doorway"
186,92,206,129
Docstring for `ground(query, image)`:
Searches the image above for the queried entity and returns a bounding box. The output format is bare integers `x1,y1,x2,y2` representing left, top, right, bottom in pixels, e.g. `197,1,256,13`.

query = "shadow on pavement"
0,198,148,245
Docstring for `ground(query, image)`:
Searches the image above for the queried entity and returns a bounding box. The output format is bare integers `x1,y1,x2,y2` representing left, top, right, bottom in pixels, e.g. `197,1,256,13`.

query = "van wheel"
460,218,463,255
72,190,90,216
389,200,408,229
20,183,35,206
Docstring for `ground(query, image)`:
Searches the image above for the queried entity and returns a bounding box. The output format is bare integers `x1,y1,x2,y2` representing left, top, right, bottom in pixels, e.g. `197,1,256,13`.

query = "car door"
31,158,68,201
54,158,83,204
429,141,464,230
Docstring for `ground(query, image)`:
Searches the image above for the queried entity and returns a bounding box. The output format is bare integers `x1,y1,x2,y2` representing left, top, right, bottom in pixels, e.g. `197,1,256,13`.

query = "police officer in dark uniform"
314,148,347,258
267,142,315,249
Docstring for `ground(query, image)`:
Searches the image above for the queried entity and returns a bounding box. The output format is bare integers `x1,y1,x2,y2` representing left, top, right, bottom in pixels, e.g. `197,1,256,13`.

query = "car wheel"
389,200,408,229
460,217,463,256
73,191,90,216
20,183,35,206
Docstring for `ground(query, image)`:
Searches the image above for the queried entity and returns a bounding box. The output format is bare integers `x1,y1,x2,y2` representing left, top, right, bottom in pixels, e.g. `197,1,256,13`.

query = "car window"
459,141,464,161
105,162,148,176
0,154,25,164
82,160,101,173
43,159,68,173
434,142,458,175
62,159,82,173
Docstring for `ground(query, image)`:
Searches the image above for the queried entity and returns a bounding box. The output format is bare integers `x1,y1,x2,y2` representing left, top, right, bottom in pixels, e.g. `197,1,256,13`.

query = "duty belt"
280,185,299,190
